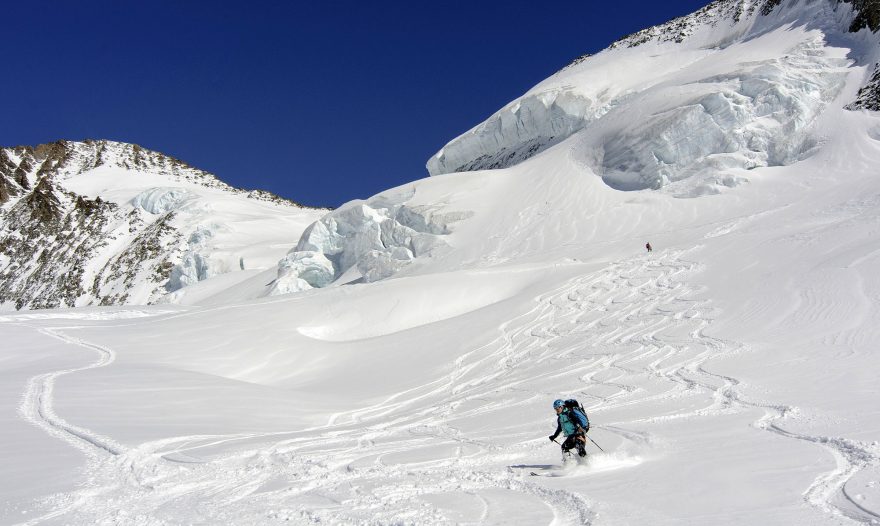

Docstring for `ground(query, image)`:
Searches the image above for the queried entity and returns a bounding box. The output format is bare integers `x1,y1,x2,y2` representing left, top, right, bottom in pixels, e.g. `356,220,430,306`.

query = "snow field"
7,239,877,524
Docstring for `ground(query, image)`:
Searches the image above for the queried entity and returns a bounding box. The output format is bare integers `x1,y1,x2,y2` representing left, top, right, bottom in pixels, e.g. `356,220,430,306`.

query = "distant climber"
646,242,652,253
548,399,589,458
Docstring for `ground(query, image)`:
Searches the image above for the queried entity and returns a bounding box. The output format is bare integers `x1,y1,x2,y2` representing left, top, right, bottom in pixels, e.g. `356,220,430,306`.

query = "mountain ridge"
0,139,314,208
0,139,325,310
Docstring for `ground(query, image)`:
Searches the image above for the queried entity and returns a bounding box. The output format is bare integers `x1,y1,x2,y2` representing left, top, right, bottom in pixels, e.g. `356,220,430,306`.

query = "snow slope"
427,0,877,190
3,1,880,525
276,0,877,296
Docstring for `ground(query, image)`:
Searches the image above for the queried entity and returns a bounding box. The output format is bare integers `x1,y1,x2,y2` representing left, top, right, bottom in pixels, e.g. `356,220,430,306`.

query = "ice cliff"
268,195,470,295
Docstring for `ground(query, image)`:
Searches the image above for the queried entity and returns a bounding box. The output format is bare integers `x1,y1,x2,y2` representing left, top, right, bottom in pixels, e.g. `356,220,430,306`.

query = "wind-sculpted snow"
269,197,472,294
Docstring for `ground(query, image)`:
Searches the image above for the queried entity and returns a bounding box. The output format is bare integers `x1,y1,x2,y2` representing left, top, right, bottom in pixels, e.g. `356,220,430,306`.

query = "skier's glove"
548,435,556,442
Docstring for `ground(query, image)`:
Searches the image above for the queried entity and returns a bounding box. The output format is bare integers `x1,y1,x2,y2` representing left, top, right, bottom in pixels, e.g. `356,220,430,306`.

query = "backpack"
564,399,590,431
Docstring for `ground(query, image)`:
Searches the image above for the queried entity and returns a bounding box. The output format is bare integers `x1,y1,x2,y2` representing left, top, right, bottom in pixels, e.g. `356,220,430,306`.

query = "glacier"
427,0,863,196
277,1,861,294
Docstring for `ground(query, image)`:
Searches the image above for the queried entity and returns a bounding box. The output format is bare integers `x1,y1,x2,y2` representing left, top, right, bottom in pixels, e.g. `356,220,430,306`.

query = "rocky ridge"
608,0,764,49
0,140,318,310
604,0,879,49
848,62,880,109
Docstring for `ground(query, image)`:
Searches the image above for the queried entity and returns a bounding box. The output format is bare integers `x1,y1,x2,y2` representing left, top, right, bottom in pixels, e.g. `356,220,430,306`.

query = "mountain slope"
5,111,880,522
267,0,877,296
426,0,879,182
3,1,880,525
0,140,325,310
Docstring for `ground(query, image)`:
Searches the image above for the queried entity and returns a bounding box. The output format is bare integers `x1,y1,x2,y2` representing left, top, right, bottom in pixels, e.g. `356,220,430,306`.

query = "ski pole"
587,435,604,452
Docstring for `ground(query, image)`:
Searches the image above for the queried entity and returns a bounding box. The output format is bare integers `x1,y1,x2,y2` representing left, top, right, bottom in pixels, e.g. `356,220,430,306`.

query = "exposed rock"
0,182,118,310
560,53,592,72
0,151,20,203
0,176,12,204
844,0,880,32
12,155,33,189
847,62,880,110
761,0,783,17
91,214,181,306
246,188,314,208
22,177,63,225
609,0,758,50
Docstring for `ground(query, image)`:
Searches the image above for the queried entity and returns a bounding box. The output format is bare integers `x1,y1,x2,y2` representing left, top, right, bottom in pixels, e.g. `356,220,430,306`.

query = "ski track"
12,249,879,524
18,327,127,458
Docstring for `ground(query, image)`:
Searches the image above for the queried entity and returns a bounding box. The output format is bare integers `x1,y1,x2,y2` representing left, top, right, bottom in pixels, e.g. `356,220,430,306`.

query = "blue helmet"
553,399,565,409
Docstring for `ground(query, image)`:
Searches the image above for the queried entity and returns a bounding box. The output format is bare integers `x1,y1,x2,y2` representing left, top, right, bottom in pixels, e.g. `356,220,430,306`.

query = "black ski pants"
561,433,587,457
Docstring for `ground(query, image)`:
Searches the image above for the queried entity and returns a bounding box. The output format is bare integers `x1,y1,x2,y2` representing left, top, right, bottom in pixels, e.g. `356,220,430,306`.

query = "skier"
548,399,588,458
645,242,652,253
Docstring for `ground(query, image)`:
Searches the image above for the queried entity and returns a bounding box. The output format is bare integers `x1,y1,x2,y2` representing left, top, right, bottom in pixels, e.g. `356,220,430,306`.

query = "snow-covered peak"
426,0,880,185
0,139,326,310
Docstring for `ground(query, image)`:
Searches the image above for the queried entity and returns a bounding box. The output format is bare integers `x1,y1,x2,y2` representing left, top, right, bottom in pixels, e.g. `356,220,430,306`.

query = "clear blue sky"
3,1,709,208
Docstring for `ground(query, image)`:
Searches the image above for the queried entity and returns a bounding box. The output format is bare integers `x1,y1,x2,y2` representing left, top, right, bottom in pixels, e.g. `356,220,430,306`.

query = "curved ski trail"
19,327,126,458
15,249,878,524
